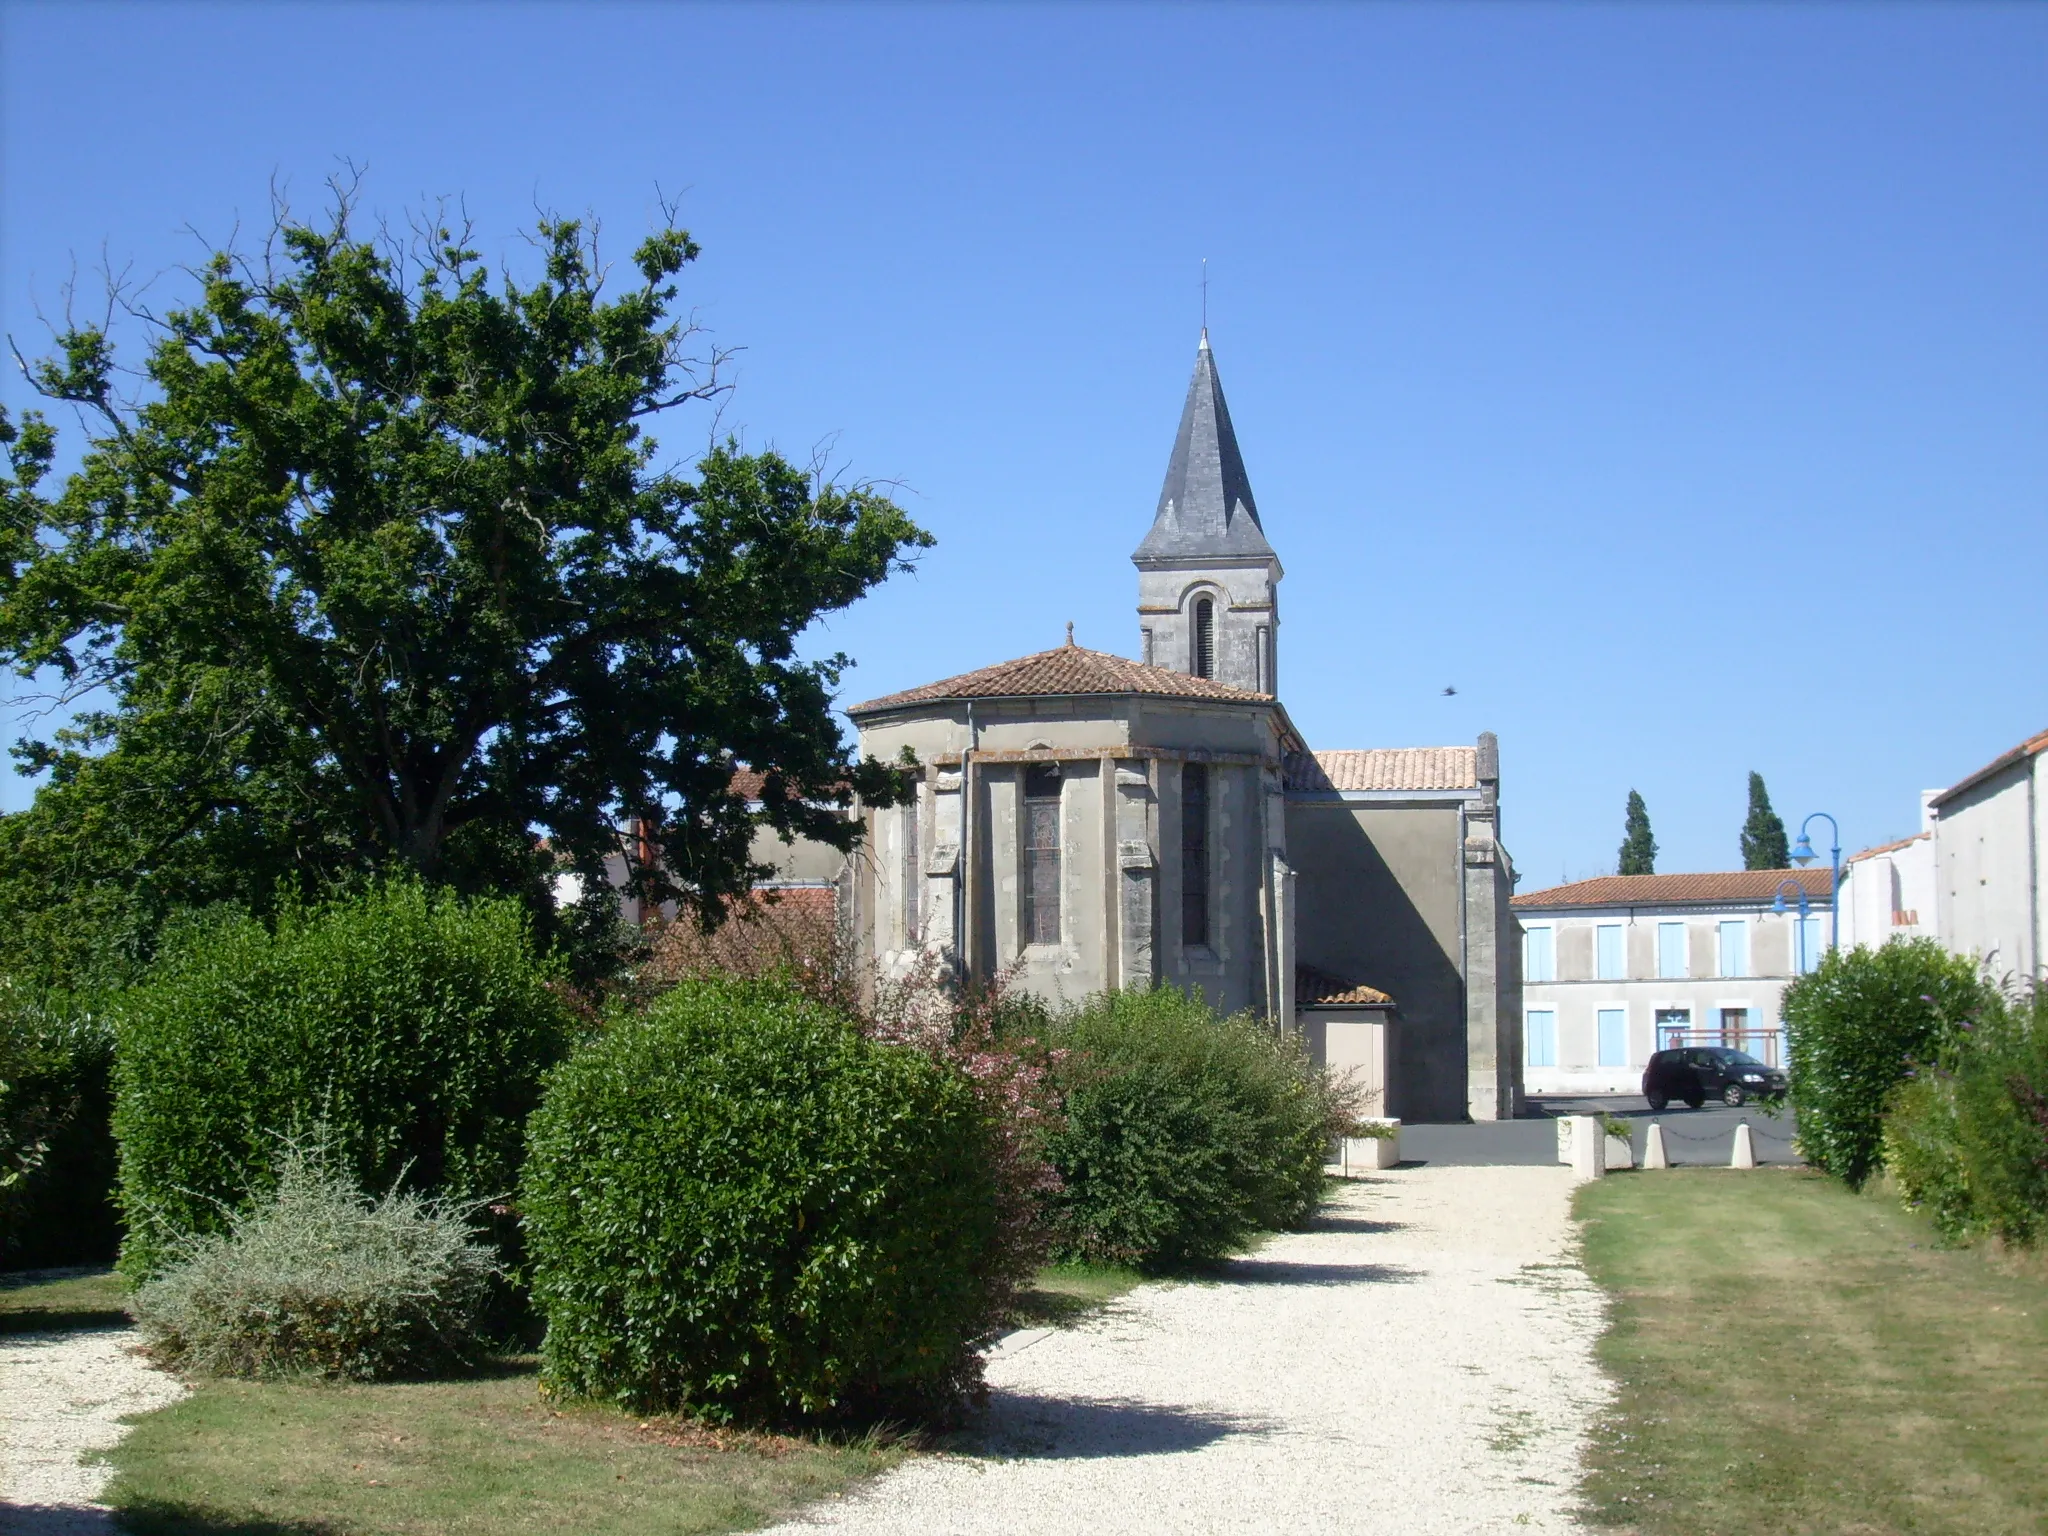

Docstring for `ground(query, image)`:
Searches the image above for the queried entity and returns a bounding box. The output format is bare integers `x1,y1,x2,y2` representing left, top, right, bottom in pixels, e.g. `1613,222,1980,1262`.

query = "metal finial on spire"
1065,621,1075,647
1200,257,1208,346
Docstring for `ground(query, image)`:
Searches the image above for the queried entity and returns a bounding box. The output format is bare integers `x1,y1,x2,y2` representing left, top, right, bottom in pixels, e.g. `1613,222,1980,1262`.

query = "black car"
1642,1047,1788,1110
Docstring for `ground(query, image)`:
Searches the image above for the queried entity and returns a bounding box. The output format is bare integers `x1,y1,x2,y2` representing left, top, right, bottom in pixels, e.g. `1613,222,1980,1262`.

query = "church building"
840,335,1523,1122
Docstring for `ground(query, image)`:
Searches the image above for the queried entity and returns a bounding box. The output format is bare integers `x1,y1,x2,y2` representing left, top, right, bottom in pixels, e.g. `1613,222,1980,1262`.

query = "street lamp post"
1789,812,1841,954
1772,878,1812,972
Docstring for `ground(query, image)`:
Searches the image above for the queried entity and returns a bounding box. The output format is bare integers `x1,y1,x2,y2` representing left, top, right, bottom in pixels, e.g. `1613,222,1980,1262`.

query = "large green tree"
1617,788,1657,876
1741,771,1790,870
0,192,924,978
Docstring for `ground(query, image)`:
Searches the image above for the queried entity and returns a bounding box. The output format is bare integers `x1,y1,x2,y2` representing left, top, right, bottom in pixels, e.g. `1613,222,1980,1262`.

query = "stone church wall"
1287,800,1472,1122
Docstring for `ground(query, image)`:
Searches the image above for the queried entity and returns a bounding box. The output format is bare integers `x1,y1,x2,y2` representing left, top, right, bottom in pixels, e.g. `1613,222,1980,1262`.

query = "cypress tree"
1741,772,1790,869
1617,790,1657,876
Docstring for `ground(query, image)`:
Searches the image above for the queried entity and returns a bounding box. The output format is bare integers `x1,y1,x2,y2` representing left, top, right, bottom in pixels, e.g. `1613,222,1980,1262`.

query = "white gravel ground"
0,1326,187,1535
767,1164,1610,1536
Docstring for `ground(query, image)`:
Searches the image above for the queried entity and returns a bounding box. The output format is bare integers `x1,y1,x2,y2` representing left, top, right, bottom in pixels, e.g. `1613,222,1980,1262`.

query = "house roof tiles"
1284,747,1480,794
847,642,1274,715
1511,869,1834,910
1296,964,1394,1007
1845,831,1931,865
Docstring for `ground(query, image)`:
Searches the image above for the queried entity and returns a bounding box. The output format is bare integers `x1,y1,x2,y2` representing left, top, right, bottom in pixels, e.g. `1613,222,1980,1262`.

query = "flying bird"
1441,685,1458,697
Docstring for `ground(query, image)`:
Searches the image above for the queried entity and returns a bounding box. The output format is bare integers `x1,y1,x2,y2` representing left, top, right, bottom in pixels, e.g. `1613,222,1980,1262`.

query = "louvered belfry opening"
1021,764,1062,946
1181,762,1211,948
1192,597,1216,679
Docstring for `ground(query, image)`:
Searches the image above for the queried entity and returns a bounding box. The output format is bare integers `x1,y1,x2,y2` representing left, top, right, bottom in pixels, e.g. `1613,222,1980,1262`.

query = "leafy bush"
1,982,119,1269
132,1136,497,1379
1885,985,2048,1245
1782,939,1983,1187
1035,985,1341,1269
1881,1073,1972,1235
114,879,573,1277
522,975,1002,1422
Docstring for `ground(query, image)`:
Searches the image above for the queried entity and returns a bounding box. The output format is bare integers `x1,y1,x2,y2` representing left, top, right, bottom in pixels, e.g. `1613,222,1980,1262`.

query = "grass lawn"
102,1360,904,1536
1577,1168,2048,1536
0,1265,130,1332
81,1260,1135,1536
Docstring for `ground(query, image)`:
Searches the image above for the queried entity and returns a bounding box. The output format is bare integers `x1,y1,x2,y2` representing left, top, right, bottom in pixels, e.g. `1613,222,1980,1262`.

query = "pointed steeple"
1133,334,1275,563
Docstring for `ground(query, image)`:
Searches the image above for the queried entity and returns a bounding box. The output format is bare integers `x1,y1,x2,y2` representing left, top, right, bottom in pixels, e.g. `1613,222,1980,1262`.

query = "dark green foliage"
1617,789,1657,876
1782,938,1983,1187
113,880,572,1278
1036,986,1338,1269
0,982,119,1268
1741,771,1790,870
0,185,925,971
1884,985,2048,1245
521,976,1001,1422
132,1136,498,1380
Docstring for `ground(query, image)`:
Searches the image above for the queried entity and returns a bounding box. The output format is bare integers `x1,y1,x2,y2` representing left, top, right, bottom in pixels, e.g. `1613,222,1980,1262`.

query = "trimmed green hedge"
114,880,572,1277
522,976,1001,1422
1,983,119,1269
1782,938,1983,1188
1036,986,1336,1269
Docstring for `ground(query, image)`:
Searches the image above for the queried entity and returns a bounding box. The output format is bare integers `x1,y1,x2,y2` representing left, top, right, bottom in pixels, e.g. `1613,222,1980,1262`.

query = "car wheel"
1646,1094,1667,1112
1722,1083,1746,1107
1684,1095,1704,1110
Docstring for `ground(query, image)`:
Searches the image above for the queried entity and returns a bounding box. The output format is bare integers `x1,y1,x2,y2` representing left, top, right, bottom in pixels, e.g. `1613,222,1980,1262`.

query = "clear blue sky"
4,2,2044,886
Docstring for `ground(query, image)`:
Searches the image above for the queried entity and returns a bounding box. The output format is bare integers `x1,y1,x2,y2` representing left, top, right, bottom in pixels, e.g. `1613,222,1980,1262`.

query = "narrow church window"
901,791,922,945
1182,763,1210,949
1021,765,1061,946
1192,597,1216,679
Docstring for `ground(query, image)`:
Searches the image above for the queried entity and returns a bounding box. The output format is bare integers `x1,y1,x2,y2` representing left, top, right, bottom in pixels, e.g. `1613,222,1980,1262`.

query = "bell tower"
1133,333,1282,695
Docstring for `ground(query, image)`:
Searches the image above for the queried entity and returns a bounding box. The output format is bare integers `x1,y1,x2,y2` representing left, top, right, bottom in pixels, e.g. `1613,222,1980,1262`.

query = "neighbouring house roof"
1511,869,1835,911
1845,831,1931,866
1131,335,1277,565
1930,726,2048,809
847,640,1275,714
1296,964,1394,1007
1284,747,1480,794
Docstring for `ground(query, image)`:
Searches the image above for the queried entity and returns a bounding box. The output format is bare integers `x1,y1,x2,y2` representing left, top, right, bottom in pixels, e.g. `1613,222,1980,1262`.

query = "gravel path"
0,1326,187,1535
768,1164,1609,1536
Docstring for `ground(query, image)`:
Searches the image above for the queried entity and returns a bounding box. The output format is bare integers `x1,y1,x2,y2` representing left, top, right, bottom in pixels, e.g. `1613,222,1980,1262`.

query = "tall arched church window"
1021,765,1062,946
1181,762,1210,949
1192,597,1216,680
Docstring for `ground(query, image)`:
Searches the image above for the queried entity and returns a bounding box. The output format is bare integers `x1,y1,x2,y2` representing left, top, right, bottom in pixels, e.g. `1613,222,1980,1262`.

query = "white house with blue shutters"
1509,870,1833,1096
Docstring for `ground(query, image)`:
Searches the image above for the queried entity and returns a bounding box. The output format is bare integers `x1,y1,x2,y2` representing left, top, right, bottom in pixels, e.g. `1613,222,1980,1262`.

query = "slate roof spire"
1133,334,1275,563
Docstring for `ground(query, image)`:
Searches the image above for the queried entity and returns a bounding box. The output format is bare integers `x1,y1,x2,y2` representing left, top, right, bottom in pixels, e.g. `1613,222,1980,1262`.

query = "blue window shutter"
1596,924,1624,980
1658,922,1687,979
1526,1010,1557,1069
1719,920,1748,977
1525,927,1555,983
1598,1008,1627,1067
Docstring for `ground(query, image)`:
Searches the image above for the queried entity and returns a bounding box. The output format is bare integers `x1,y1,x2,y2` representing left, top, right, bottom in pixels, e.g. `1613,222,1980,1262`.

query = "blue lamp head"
1791,834,1817,867
1772,893,1788,914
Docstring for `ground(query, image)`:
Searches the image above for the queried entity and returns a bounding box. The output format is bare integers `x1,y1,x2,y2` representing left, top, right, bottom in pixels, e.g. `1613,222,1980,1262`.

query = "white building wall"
1935,753,2044,985
1517,903,1830,1096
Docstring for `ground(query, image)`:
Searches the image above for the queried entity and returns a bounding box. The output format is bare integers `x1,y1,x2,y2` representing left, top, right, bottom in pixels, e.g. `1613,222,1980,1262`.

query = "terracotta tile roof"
1284,747,1479,794
1512,869,1835,910
1931,726,2048,809
847,643,1273,714
1296,965,1393,1007
1846,831,1930,865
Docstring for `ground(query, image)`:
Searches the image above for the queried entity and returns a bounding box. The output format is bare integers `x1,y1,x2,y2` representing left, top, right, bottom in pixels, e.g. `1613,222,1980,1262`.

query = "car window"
1721,1050,1764,1067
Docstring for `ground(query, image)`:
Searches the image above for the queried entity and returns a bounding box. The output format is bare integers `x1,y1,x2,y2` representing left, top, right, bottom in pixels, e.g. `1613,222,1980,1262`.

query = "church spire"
1132,335,1275,563
1132,335,1282,696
